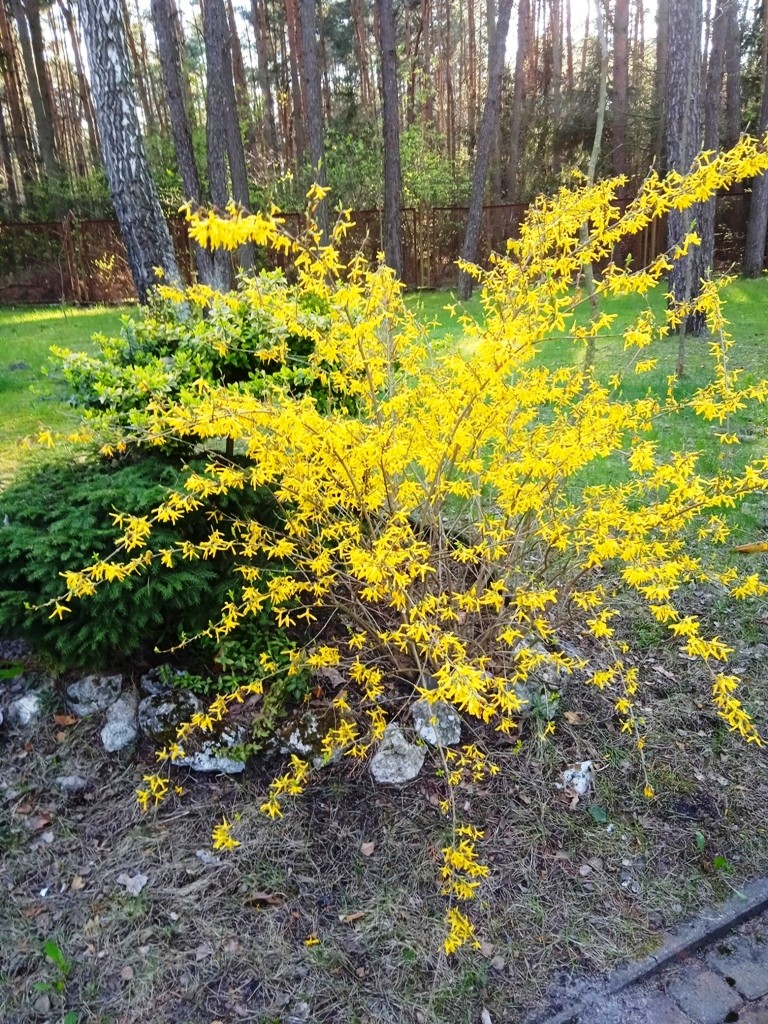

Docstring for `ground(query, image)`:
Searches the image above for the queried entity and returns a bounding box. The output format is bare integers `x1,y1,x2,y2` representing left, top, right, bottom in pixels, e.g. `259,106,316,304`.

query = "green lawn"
0,305,132,486
2,279,768,492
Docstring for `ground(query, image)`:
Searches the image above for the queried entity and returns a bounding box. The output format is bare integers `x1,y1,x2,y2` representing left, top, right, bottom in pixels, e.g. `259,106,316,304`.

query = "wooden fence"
0,192,751,305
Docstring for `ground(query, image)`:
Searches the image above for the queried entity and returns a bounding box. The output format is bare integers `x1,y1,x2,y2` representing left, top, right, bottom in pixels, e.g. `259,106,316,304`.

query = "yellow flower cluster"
52,150,768,952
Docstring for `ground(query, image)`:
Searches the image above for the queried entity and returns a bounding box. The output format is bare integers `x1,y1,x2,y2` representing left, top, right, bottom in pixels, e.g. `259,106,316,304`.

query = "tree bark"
251,0,279,155
457,0,513,300
724,0,740,148
203,0,254,271
298,0,328,239
60,1,100,164
79,0,182,300
612,0,629,181
377,0,402,277
654,0,669,172
508,0,529,201
665,0,705,354
700,0,727,274
11,0,59,180
744,1,768,278
0,0,36,183
151,0,215,285
581,0,609,372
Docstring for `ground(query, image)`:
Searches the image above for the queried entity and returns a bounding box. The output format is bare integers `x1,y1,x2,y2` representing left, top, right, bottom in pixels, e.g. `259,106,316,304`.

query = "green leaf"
695,830,706,852
588,804,608,824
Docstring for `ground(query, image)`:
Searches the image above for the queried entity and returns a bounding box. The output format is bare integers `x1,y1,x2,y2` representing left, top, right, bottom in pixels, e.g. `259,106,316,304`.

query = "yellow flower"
211,817,241,851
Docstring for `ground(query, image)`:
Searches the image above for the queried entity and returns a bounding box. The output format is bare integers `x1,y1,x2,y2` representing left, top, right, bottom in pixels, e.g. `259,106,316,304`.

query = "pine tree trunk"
284,0,306,168
654,0,669,172
508,0,529,201
612,0,629,181
0,98,20,216
377,0,402,277
298,0,328,239
203,0,254,270
11,0,59,180
0,0,36,184
724,0,741,148
60,2,100,165
744,2,768,278
700,0,727,274
151,0,215,285
665,0,705,354
79,0,182,300
550,0,562,181
457,0,513,301
250,0,279,157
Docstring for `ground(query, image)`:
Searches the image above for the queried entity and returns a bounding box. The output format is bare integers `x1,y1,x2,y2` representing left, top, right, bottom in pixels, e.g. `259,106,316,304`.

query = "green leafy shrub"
46,274,346,447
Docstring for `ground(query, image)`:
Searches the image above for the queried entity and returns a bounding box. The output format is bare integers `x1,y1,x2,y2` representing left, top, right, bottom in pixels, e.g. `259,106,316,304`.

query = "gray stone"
737,995,768,1024
707,938,768,1000
589,991,690,1024
137,690,203,744
173,740,246,774
666,965,742,1024
66,674,122,717
369,724,425,785
280,708,343,768
7,691,43,727
55,774,88,795
173,722,248,774
139,666,184,696
100,690,139,752
411,699,462,746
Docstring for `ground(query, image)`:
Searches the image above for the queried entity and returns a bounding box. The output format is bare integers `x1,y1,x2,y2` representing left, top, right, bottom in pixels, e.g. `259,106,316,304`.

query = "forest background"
0,0,764,233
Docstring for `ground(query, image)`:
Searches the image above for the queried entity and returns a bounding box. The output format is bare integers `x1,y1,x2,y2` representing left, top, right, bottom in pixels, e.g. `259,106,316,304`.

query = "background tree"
665,0,705,360
377,0,402,277
744,0,768,278
78,0,181,300
456,0,513,301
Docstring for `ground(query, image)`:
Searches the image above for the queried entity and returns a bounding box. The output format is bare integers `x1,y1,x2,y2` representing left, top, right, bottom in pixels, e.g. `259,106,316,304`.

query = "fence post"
61,211,84,303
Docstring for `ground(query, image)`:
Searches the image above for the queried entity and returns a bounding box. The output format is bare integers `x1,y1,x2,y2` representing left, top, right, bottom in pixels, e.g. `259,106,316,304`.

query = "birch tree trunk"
79,0,182,300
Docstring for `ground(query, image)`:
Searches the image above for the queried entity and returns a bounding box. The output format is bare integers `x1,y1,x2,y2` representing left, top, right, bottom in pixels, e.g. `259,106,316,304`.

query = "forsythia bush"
53,146,768,952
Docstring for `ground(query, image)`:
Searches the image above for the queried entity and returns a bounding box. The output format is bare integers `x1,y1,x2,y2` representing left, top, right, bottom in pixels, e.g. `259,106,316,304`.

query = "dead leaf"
338,911,365,924
564,711,583,725
195,942,214,961
54,730,68,743
116,872,148,897
53,713,77,726
71,875,86,891
21,905,43,919
355,967,366,978
26,812,53,832
479,941,494,958
120,965,134,982
244,890,283,908
360,841,375,857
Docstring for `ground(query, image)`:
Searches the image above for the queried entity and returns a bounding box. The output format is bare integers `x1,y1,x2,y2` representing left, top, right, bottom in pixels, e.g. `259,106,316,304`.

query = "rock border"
529,876,768,1024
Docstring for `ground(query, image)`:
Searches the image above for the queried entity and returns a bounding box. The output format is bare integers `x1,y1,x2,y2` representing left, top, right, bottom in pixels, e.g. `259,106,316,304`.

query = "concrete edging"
529,876,768,1024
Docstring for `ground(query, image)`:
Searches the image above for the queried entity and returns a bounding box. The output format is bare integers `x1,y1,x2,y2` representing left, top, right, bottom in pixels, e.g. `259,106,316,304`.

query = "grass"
0,304,131,487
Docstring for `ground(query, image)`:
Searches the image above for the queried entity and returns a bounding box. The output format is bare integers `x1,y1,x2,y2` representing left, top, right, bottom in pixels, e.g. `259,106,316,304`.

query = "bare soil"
2,623,768,1024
